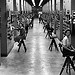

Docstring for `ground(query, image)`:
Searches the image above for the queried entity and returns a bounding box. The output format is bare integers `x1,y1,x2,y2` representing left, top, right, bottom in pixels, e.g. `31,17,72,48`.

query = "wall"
42,2,50,13
25,2,32,12
42,0,59,13
63,0,71,14
6,0,13,11
56,0,60,11
71,0,75,14
56,0,71,14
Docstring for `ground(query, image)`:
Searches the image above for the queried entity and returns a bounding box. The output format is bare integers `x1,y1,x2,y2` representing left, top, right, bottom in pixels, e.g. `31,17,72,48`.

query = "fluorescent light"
32,0,35,6
39,0,43,6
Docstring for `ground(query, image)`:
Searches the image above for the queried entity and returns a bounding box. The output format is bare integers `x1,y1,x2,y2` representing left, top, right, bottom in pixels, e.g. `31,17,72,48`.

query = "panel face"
71,0,75,11
0,16,1,28
0,8,1,38
0,8,1,56
71,23,75,48
71,11,75,48
0,37,1,57
0,17,1,54
0,8,1,28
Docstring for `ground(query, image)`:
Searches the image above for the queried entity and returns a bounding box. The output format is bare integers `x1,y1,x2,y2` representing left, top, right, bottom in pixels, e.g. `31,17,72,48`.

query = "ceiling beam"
34,0,40,6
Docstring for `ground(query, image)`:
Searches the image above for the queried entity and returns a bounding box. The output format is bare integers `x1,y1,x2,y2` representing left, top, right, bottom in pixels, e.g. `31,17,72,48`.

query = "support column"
13,0,17,11
0,0,7,56
54,0,56,34
27,2,29,13
50,0,53,27
48,1,50,13
51,0,52,13
0,1,1,64
24,0,25,13
13,0,18,37
60,0,63,41
19,0,22,14
25,1,27,13
23,0,24,12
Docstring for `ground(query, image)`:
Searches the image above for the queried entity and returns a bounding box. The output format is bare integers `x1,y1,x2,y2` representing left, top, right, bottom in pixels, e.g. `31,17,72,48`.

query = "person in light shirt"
62,29,71,49
62,29,75,61
60,29,75,58
59,28,75,71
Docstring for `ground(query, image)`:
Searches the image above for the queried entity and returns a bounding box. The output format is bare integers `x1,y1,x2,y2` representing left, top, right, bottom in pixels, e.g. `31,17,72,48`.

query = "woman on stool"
62,28,75,64
59,28,75,72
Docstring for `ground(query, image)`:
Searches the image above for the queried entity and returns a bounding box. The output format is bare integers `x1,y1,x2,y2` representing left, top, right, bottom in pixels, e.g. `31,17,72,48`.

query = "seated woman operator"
62,28,75,51
60,28,75,62
59,28,75,71
62,28,71,49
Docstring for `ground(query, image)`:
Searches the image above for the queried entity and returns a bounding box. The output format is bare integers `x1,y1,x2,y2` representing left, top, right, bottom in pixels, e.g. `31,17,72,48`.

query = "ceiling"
25,0,33,6
41,0,50,6
25,0,50,7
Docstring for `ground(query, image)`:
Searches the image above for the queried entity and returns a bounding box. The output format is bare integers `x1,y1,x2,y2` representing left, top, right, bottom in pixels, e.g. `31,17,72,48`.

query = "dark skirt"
14,35,26,42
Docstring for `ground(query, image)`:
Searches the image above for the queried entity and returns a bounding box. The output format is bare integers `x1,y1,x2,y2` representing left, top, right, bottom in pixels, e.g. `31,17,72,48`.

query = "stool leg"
53,39,59,51
66,63,69,74
59,58,68,75
66,62,71,75
69,64,71,75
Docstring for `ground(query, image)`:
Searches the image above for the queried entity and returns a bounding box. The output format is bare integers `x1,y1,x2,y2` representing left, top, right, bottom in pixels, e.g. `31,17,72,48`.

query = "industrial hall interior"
0,0,75,75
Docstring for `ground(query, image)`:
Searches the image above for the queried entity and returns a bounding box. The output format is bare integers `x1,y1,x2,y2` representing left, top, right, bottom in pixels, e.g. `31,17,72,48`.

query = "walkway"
0,19,75,75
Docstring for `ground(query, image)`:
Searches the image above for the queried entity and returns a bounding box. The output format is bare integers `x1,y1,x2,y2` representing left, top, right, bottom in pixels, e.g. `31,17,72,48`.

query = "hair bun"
64,28,71,34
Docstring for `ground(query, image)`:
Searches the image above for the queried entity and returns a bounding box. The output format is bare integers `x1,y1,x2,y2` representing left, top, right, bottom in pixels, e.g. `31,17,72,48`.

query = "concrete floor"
0,19,75,75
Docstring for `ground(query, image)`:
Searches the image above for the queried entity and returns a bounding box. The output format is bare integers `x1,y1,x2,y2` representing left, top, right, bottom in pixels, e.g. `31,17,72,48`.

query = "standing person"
14,25,27,52
25,21,29,37
38,12,41,23
39,16,41,23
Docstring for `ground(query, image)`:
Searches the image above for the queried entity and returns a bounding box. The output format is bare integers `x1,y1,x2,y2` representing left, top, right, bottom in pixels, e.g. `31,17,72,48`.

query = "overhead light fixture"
32,0,35,6
39,0,43,6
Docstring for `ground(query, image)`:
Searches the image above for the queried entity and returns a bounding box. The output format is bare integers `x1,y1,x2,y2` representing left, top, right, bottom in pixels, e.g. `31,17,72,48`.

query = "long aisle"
0,19,75,75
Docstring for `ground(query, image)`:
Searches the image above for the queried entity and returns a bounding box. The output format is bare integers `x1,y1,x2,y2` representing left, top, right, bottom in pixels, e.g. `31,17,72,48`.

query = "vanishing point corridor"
0,19,75,75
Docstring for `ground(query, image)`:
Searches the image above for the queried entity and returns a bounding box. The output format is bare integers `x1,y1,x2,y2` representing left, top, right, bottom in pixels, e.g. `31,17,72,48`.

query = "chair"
59,43,75,75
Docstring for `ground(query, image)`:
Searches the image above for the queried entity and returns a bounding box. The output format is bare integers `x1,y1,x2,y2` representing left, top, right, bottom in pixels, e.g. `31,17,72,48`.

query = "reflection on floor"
0,19,75,75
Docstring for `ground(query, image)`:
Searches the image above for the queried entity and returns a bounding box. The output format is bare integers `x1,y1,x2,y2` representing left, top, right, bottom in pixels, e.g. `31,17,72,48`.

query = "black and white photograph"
0,0,75,75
